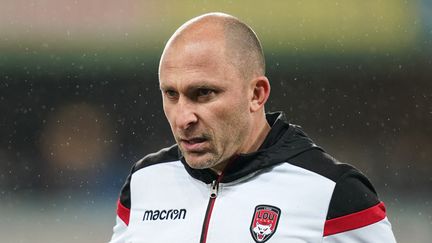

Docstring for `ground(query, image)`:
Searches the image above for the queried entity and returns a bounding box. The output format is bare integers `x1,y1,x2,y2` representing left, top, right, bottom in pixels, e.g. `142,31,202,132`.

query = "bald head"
159,12,265,81
159,13,271,172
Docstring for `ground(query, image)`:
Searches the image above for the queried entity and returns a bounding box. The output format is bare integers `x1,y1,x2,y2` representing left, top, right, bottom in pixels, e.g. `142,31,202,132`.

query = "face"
159,38,253,172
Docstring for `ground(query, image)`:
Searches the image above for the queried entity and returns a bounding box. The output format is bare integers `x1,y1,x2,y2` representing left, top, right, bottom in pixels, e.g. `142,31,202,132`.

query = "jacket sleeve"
109,171,132,243
323,215,396,243
322,168,397,242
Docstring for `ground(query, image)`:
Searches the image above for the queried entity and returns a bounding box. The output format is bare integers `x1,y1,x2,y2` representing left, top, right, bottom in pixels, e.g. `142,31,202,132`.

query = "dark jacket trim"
133,144,180,173
326,167,379,219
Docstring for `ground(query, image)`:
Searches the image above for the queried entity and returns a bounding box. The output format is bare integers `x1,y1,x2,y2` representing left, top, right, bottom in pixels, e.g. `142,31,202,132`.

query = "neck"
245,115,271,153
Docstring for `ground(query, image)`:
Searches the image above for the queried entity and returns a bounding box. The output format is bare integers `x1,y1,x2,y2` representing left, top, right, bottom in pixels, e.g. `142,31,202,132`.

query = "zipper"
199,156,237,243
210,180,219,198
199,177,221,243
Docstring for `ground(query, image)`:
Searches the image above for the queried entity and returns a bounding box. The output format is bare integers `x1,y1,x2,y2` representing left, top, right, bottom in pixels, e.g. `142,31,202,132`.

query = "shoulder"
288,149,380,219
132,144,180,174
118,144,180,210
289,149,392,238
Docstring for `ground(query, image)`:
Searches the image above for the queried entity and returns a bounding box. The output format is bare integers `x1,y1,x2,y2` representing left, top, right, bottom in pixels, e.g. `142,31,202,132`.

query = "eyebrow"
160,81,223,92
159,84,170,91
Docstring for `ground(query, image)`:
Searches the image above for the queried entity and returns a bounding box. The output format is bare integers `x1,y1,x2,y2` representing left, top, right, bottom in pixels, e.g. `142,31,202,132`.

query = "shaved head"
222,14,266,79
159,13,271,173
160,12,265,81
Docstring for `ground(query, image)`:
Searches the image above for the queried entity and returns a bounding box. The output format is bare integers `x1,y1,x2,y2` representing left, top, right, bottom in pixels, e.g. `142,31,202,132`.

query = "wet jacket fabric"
109,112,396,243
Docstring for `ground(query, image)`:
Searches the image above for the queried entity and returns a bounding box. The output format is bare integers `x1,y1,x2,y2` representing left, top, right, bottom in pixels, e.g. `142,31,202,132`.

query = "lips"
180,137,208,152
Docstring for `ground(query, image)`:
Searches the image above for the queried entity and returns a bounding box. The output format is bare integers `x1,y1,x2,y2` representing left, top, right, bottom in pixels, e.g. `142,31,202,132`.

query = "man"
110,13,396,243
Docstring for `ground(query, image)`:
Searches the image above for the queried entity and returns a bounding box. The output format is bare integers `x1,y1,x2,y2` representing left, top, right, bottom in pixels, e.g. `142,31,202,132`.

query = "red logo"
250,205,281,242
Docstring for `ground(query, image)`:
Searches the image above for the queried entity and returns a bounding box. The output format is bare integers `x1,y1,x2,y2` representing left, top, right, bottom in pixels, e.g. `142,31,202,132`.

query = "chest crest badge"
250,205,281,242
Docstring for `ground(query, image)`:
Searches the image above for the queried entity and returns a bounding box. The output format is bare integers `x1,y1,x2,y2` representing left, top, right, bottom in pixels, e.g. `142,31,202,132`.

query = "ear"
250,76,271,112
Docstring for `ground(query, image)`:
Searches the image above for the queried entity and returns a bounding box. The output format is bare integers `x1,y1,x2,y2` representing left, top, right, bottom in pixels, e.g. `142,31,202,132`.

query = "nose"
175,97,198,131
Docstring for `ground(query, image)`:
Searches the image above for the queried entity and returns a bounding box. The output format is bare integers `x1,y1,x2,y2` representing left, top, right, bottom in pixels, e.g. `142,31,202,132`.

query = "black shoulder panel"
289,149,351,181
288,148,380,220
132,144,180,173
326,168,379,219
118,144,180,209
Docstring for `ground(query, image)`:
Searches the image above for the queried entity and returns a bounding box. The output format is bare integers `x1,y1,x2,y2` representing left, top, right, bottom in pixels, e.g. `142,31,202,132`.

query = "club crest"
250,205,281,243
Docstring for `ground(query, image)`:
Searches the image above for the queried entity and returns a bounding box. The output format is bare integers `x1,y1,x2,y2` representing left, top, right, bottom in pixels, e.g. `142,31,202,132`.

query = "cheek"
211,98,249,134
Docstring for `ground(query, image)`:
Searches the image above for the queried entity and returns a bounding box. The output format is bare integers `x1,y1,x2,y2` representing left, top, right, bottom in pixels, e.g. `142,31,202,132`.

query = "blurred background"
0,0,431,242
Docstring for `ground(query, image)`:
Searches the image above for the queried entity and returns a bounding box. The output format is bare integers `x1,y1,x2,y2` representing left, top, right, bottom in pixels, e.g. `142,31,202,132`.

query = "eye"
164,89,179,99
197,88,214,97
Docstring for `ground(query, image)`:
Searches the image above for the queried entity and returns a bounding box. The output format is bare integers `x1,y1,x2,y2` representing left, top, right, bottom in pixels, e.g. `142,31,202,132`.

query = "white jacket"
109,112,396,243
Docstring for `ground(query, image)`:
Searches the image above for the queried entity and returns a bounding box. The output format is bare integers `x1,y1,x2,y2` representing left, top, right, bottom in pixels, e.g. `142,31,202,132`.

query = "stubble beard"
177,102,251,171
181,125,248,171
175,131,218,169
184,152,221,170
180,143,222,170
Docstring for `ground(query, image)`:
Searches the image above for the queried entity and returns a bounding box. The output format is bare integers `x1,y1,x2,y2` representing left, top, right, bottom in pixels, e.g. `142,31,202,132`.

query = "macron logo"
143,208,187,221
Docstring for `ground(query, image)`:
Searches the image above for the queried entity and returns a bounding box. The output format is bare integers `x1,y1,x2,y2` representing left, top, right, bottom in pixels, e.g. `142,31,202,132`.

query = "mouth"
179,137,209,152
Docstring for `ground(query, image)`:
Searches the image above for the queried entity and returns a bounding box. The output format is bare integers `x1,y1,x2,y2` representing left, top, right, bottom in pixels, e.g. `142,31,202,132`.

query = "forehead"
159,39,241,88
163,40,221,68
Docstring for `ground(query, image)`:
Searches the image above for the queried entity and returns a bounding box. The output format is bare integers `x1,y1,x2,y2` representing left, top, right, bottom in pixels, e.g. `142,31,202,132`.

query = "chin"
184,154,217,170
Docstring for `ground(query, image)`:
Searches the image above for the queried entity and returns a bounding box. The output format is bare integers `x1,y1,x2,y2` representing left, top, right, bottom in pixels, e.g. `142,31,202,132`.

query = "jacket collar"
180,111,322,184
